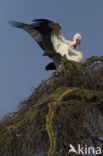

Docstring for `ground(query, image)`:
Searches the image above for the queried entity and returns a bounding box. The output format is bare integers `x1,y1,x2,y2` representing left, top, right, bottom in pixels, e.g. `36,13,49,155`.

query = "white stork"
9,19,83,70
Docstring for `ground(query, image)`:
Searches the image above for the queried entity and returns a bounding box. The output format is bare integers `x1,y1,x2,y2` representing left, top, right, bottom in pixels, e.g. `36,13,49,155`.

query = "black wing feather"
9,21,44,50
9,19,62,59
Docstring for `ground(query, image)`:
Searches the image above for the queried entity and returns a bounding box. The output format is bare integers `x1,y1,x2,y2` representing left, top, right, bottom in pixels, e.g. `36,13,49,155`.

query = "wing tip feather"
8,21,25,28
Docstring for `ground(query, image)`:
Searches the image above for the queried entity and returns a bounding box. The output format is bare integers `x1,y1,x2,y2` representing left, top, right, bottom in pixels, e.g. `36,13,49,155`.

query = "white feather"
51,31,83,63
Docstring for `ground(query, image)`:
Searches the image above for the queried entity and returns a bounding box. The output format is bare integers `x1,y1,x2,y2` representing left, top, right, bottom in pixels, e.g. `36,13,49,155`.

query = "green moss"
0,56,103,156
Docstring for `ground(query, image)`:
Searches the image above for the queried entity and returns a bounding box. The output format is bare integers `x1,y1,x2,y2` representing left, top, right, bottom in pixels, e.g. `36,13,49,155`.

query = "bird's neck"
69,49,83,62
72,39,78,49
67,40,77,48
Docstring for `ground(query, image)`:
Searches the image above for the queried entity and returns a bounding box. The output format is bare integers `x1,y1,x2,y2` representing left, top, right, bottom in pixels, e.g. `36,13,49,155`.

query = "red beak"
73,39,81,49
76,39,81,45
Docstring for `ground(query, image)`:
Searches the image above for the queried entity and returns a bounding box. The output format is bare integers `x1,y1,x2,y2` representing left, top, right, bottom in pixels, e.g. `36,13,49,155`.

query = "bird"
9,19,83,70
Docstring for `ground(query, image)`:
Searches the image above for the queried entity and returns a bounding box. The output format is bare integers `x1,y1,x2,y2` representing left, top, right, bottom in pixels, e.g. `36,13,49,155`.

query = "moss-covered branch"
0,56,103,156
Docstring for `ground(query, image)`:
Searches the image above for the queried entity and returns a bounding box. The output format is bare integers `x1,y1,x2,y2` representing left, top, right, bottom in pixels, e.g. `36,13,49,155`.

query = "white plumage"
51,32,83,62
9,19,83,70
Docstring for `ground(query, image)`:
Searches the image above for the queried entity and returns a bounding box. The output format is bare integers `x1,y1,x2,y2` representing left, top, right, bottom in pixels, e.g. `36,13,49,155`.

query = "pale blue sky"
0,0,103,118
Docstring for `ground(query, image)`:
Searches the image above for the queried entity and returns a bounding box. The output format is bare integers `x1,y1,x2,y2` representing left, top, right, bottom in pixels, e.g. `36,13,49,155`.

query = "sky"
0,0,103,118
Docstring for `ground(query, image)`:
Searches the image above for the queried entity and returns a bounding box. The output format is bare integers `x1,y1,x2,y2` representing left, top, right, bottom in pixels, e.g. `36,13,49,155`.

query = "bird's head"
73,33,81,49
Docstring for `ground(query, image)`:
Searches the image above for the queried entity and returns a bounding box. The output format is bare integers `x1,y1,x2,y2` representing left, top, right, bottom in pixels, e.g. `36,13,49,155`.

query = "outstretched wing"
9,19,62,58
